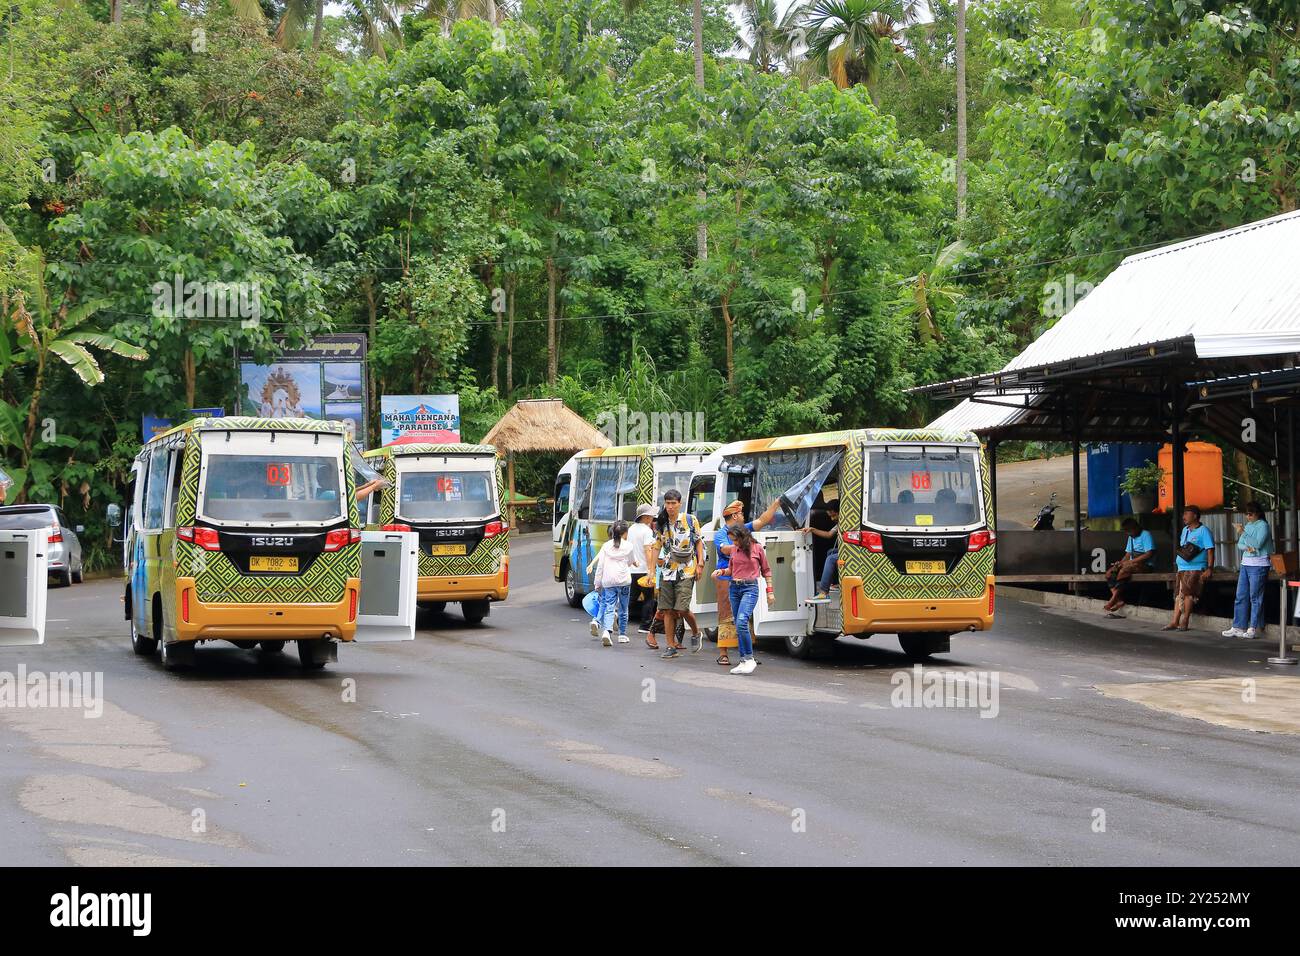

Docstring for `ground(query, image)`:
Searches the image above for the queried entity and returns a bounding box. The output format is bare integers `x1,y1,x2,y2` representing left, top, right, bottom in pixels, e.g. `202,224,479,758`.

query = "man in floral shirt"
655,489,703,659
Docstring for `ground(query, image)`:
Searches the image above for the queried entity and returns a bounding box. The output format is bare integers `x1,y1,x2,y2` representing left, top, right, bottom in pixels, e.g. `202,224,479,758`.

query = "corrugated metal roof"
929,209,1300,431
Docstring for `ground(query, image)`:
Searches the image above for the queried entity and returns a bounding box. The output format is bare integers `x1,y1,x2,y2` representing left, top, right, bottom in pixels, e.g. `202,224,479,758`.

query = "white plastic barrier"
0,529,49,646
353,530,418,643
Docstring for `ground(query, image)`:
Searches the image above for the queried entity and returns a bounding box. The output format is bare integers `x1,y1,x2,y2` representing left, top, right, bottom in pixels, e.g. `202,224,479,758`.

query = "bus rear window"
865,448,982,529
201,454,345,524
398,469,496,522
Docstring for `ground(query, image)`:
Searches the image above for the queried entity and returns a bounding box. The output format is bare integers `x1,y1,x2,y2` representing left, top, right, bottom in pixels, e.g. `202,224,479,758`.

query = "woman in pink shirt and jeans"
725,525,773,675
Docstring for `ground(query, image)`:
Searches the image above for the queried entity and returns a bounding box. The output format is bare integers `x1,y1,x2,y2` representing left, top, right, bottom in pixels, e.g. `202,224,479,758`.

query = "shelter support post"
988,439,998,573
1289,408,1298,556
1170,380,1185,544
1072,435,1082,573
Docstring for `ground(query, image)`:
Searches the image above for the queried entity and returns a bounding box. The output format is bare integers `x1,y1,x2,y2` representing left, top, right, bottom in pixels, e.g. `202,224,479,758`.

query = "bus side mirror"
106,503,122,528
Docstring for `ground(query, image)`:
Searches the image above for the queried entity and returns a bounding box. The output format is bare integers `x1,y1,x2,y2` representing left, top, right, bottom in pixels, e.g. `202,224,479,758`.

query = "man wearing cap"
627,503,659,635
712,498,780,664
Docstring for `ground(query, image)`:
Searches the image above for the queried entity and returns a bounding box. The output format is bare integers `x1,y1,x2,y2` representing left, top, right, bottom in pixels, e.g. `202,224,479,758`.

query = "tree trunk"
364,276,378,446
488,0,498,26
546,256,559,385
1234,450,1252,506
506,277,515,395
312,0,325,50
693,0,708,262
183,346,196,408
955,0,968,221
487,264,500,393
111,0,122,24
721,291,735,394
21,352,46,493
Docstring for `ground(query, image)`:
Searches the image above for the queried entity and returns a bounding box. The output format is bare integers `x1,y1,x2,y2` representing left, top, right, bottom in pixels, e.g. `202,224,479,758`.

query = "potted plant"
1121,461,1164,515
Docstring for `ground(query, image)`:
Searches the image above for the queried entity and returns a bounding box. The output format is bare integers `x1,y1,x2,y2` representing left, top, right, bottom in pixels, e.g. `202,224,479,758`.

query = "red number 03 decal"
911,471,931,491
266,464,291,486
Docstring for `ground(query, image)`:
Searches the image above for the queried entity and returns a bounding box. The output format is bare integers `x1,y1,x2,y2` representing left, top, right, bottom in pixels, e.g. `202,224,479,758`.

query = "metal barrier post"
1272,580,1297,665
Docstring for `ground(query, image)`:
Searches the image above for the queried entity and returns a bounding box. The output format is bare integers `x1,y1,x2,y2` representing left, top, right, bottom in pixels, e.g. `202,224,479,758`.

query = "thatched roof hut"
483,399,609,527
482,399,610,454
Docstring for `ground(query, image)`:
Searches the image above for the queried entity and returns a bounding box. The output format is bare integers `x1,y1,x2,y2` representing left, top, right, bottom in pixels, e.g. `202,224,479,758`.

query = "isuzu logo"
250,535,294,547
912,538,949,548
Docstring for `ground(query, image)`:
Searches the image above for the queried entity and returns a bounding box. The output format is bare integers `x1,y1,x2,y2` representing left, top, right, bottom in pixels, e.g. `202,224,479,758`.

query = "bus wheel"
564,567,582,608
784,632,814,660
259,640,286,654
462,600,490,625
899,632,951,661
297,640,333,670
130,613,157,657
160,640,195,671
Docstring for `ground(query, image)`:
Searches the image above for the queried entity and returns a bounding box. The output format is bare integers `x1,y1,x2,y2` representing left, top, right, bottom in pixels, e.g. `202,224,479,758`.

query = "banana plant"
5,248,147,500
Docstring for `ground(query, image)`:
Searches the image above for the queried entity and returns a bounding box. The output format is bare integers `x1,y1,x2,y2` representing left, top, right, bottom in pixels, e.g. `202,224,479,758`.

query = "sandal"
716,654,730,666
644,636,659,650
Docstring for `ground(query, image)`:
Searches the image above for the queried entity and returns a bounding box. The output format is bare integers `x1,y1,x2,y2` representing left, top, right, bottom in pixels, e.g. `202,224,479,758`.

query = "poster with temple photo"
237,334,368,440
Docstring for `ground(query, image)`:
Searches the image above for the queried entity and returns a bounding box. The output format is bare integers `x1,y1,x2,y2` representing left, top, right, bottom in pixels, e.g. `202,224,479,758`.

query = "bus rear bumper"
172,577,360,643
417,567,508,603
839,575,994,635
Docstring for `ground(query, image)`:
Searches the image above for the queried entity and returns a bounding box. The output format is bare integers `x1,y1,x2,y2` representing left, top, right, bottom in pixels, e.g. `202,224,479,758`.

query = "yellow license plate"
250,555,298,573
428,544,466,556
905,560,946,574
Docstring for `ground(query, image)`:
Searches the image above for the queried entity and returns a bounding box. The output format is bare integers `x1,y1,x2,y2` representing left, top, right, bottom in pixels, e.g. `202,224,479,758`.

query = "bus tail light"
988,585,995,617
502,560,509,588
382,523,412,533
181,588,190,623
349,589,357,622
324,528,361,552
483,520,506,538
850,586,859,618
178,527,221,551
967,530,996,552
843,529,883,553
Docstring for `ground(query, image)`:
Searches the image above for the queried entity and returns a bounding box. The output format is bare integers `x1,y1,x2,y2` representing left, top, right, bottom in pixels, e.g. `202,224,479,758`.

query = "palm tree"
6,249,147,494
277,0,406,57
734,0,801,74
955,0,967,220
797,0,919,97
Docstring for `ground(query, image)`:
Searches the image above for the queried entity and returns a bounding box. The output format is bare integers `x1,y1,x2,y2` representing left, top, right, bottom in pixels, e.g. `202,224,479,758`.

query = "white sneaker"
617,634,630,644
601,630,613,647
590,620,600,638
729,660,747,675
1243,627,1258,639
738,658,757,675
1222,627,1246,638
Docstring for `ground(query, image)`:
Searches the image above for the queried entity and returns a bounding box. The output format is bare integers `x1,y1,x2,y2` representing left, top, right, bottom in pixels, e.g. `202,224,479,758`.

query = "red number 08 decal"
911,471,931,490
266,464,291,486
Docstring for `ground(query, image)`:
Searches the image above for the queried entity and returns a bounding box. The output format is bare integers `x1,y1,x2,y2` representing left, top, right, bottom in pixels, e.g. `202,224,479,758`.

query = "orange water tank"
1155,442,1224,513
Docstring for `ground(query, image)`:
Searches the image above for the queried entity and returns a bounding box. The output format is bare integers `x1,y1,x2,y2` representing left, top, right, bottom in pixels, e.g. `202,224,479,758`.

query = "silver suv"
0,505,84,587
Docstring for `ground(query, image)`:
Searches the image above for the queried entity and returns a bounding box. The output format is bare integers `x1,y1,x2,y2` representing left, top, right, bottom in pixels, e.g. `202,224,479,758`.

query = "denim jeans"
729,580,759,659
1232,565,1268,630
598,585,631,635
818,547,839,592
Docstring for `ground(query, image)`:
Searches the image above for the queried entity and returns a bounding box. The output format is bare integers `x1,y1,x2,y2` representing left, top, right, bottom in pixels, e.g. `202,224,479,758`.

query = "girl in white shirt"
587,520,635,646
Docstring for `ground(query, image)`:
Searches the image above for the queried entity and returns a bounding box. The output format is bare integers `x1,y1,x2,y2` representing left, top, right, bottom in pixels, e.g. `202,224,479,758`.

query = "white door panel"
353,531,418,643
0,529,49,646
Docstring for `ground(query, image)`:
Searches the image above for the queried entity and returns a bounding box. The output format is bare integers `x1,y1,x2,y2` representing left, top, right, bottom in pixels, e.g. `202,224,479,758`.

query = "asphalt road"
3,532,1299,866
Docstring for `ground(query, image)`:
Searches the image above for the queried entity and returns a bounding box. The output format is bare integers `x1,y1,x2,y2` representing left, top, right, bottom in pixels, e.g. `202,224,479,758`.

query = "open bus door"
354,530,419,643
0,528,49,646
749,450,843,649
